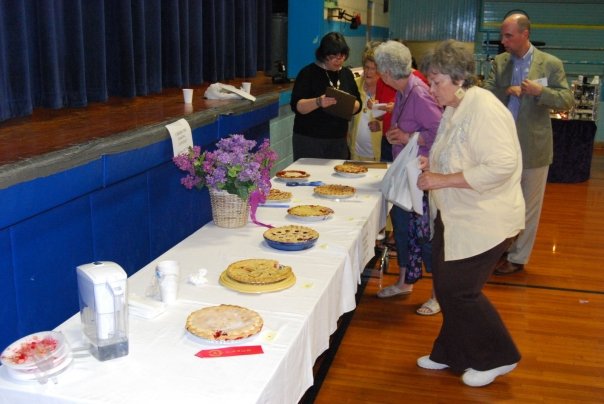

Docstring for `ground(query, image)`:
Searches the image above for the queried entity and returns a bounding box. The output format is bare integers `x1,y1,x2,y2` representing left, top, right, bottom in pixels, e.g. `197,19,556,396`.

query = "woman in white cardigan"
416,40,525,387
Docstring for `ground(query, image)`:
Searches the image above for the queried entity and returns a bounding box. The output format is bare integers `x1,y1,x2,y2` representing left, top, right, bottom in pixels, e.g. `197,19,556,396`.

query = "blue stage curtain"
0,0,272,122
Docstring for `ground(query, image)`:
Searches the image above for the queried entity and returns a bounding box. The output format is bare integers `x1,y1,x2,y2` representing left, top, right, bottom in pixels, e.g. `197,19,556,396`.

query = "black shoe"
494,261,524,276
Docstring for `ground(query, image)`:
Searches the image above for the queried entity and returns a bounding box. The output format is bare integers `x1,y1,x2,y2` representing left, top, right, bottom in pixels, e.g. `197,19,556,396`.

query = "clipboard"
323,87,356,121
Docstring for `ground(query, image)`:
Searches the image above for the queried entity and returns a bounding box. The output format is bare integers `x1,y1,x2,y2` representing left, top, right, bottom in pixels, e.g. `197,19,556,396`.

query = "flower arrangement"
173,134,277,201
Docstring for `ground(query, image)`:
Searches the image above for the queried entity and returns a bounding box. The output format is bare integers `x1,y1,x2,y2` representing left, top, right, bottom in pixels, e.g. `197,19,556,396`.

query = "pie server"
286,181,324,186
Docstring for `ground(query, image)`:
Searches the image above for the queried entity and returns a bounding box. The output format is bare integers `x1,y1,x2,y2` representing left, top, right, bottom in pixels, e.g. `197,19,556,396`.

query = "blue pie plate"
263,237,318,251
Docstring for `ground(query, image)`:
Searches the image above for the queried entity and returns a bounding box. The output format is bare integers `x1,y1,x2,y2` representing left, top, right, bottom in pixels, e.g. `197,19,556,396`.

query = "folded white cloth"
128,294,166,319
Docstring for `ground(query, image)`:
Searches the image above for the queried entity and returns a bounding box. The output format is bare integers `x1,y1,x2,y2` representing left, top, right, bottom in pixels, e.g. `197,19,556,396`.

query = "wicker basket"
209,189,249,228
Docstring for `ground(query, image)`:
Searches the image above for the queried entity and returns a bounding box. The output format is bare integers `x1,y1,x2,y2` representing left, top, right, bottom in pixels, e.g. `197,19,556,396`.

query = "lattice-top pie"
275,170,310,179
226,259,292,284
314,184,356,197
264,225,319,243
287,205,334,217
334,164,368,174
186,304,263,341
266,188,292,201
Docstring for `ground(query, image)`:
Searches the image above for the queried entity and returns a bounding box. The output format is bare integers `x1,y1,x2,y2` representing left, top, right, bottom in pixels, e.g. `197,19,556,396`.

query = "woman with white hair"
373,41,442,316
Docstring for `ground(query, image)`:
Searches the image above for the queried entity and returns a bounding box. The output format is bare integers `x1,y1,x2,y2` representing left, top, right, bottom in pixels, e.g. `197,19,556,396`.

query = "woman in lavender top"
374,41,442,315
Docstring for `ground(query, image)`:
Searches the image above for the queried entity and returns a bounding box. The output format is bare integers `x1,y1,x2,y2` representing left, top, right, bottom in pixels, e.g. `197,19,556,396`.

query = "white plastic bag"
380,132,419,211
204,83,256,101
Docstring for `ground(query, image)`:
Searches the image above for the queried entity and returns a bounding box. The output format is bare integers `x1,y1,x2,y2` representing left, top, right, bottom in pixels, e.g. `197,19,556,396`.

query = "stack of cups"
156,260,180,304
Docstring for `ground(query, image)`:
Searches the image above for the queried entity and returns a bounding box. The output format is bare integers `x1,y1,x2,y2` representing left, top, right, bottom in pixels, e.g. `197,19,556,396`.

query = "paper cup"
182,89,194,104
241,82,251,93
156,260,180,304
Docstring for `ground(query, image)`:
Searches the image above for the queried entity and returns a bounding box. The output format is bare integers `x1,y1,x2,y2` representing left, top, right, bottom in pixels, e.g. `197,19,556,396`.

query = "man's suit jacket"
484,48,573,168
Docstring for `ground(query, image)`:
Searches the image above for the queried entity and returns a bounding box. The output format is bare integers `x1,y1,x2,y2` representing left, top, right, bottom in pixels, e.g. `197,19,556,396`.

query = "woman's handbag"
380,132,419,211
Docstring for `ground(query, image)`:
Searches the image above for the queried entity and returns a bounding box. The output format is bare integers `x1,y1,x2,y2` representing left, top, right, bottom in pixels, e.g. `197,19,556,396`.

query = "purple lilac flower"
173,134,278,198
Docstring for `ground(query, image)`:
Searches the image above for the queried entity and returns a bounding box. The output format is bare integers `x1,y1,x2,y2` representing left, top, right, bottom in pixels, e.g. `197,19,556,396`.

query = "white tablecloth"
0,159,387,404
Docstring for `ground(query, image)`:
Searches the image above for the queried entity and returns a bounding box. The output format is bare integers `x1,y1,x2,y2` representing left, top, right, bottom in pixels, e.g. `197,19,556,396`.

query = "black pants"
429,212,521,371
293,133,349,161
380,136,393,162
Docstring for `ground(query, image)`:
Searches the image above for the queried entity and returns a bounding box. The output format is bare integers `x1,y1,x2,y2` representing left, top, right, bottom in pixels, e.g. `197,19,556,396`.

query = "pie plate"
0,331,73,382
286,213,332,222
219,270,296,293
274,176,308,183
314,191,355,199
186,330,258,346
334,171,366,178
264,237,317,251
275,170,310,183
263,197,292,205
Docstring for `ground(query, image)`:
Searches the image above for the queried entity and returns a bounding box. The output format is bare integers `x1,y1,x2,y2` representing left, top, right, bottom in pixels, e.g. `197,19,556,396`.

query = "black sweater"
290,63,362,139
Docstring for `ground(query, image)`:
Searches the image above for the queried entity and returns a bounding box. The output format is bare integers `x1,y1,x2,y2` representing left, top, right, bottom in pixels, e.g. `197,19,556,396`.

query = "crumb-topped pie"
314,184,356,198
266,188,292,201
334,164,368,174
226,259,292,284
186,305,263,341
287,205,334,218
264,225,319,243
275,170,310,179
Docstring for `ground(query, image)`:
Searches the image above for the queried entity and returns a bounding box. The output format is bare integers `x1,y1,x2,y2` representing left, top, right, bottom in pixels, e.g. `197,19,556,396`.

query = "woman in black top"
290,32,362,160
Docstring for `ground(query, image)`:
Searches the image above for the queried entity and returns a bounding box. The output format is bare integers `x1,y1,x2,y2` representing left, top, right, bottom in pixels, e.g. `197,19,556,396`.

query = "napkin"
129,294,166,319
188,269,208,286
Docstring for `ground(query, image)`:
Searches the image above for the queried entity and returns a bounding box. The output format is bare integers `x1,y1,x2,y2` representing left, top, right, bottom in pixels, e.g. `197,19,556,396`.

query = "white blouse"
429,86,525,261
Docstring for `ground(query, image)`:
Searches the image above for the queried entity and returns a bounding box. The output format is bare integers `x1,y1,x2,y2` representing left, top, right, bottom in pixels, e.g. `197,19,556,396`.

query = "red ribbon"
249,190,274,228
196,345,264,358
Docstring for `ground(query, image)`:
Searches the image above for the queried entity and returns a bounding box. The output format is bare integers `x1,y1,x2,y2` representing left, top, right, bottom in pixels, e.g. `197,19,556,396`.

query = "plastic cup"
241,82,251,93
182,89,193,104
156,260,180,304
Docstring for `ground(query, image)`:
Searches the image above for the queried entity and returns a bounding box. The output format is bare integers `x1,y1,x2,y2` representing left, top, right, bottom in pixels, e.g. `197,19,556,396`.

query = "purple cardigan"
390,74,442,159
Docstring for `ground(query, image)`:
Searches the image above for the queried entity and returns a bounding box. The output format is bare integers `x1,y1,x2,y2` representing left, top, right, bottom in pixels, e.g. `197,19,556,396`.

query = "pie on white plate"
186,304,263,342
265,188,292,202
275,170,310,182
313,184,356,198
334,164,368,174
287,205,334,218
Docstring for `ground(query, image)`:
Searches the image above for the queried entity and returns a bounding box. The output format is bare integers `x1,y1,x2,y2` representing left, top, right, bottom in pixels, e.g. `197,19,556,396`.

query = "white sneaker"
417,355,449,370
462,363,517,387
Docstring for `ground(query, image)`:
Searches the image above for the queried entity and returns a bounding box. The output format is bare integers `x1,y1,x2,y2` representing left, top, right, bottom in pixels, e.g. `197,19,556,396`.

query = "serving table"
0,158,387,404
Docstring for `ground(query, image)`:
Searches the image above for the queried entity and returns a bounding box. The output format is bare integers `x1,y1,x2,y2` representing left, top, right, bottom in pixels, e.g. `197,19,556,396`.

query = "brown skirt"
428,212,521,371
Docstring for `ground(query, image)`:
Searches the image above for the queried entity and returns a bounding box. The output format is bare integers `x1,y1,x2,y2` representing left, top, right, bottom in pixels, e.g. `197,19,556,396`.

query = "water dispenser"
76,261,129,361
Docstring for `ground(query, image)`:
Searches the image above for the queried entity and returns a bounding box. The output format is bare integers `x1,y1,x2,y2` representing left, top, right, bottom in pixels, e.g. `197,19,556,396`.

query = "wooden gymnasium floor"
312,149,604,403
2,89,601,402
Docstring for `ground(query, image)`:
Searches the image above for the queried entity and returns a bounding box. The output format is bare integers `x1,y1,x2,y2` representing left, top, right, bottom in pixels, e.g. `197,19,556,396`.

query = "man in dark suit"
484,13,573,275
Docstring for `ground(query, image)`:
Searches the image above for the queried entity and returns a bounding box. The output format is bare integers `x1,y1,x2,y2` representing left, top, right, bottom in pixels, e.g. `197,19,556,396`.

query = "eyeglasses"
326,54,346,62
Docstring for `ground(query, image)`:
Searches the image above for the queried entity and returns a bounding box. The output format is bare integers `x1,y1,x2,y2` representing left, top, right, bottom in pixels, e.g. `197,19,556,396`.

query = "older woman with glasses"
373,41,442,310
290,32,361,160
416,39,524,387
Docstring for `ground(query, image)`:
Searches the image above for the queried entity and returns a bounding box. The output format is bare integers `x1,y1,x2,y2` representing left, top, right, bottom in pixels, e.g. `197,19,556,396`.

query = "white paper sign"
166,118,194,157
